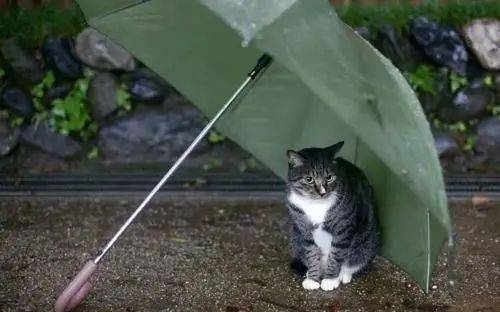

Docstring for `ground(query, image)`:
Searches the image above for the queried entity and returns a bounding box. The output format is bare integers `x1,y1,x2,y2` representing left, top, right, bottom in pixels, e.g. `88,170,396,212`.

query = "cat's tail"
290,258,307,277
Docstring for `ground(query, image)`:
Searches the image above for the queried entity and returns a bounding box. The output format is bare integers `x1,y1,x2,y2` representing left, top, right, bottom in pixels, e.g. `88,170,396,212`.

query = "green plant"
0,68,5,79
488,103,500,116
449,72,467,93
483,75,494,88
208,131,226,144
87,146,99,160
445,121,467,133
338,0,500,33
463,135,476,151
407,65,437,95
117,84,132,112
49,77,97,141
202,158,223,171
10,115,24,127
432,117,442,129
31,71,55,110
0,110,8,119
0,5,85,47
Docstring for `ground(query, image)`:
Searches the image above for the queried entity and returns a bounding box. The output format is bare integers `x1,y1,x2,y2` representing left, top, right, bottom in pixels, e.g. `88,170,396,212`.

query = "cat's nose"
318,185,326,195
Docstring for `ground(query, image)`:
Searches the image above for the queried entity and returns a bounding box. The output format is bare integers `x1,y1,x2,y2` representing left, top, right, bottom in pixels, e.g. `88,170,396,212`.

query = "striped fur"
286,142,379,291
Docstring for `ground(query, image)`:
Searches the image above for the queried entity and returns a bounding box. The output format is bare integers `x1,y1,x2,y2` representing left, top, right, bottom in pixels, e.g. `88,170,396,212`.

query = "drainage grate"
0,174,499,198
445,176,500,198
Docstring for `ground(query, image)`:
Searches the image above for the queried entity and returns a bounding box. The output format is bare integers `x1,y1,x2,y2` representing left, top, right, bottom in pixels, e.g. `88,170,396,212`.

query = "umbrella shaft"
94,76,253,264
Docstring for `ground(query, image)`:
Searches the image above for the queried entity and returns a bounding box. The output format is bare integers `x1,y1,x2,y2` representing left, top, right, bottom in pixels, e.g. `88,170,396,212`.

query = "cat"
285,141,379,291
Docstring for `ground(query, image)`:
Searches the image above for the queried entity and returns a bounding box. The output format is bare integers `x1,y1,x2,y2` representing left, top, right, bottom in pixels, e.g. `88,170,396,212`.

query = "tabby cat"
286,141,379,291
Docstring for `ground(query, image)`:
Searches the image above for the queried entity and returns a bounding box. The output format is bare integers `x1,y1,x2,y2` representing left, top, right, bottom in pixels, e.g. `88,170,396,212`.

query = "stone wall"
360,17,500,174
0,15,499,175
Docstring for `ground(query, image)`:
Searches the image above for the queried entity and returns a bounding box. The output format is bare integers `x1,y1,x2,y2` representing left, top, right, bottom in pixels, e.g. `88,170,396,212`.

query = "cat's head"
286,141,344,199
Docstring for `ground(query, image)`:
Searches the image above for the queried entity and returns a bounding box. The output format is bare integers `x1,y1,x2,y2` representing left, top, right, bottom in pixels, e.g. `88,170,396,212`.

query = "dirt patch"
0,197,499,311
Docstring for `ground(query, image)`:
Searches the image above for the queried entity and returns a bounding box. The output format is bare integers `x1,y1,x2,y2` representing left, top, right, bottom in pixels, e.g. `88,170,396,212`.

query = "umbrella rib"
426,210,431,292
88,0,153,23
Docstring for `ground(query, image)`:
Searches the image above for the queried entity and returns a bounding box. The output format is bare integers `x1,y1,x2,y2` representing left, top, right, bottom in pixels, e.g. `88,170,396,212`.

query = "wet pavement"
0,196,499,311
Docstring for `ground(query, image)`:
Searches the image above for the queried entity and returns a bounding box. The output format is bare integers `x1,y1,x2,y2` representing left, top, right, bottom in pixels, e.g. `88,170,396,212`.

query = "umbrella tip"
248,54,273,79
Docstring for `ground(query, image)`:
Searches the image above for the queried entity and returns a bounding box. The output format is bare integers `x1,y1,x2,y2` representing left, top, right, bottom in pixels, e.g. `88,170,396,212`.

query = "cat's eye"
304,176,314,184
326,175,335,182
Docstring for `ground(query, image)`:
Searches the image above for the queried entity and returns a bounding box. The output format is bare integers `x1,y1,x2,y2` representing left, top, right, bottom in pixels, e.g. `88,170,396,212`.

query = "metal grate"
0,174,499,198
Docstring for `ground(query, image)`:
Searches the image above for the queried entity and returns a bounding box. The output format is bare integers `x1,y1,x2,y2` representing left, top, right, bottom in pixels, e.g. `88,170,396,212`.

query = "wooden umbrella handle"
55,260,97,312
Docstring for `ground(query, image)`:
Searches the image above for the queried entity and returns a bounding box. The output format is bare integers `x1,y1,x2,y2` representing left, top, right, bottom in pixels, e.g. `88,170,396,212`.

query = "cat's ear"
326,141,344,157
287,150,304,167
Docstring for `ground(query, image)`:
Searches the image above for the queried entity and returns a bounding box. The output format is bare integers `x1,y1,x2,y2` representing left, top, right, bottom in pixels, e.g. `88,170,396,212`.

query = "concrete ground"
0,196,499,311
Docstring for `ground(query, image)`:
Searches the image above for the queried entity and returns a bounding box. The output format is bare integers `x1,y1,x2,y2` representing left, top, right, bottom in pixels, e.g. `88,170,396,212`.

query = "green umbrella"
57,0,452,309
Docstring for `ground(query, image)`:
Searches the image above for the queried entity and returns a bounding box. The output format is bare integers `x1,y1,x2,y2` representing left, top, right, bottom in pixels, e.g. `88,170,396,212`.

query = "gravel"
0,197,499,311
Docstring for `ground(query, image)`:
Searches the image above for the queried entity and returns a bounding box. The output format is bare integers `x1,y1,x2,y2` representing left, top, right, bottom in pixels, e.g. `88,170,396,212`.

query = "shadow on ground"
0,197,499,311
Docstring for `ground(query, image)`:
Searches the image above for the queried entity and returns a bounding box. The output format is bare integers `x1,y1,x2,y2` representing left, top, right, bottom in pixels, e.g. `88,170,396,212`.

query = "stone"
438,85,493,122
127,68,168,104
0,119,20,156
75,28,136,71
354,27,372,42
475,117,500,164
87,72,119,120
42,36,83,79
374,24,422,71
16,146,69,173
410,17,468,75
0,38,43,84
44,83,73,104
20,121,82,158
463,19,500,71
432,130,460,157
1,86,35,116
98,106,207,164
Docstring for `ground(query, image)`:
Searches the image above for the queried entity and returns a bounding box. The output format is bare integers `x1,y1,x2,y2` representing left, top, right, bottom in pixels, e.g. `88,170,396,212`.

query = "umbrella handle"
54,260,97,312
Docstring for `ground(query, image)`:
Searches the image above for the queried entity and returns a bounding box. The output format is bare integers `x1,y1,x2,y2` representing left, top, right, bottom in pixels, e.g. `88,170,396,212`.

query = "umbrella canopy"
76,0,452,290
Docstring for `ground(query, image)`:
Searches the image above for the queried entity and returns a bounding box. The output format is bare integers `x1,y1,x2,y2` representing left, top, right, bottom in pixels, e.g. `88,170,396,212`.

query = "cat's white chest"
288,191,336,261
288,191,336,225
313,226,333,262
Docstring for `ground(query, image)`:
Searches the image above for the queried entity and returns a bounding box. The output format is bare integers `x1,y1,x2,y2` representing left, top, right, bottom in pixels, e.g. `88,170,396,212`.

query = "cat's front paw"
302,278,320,290
341,272,352,284
320,278,340,291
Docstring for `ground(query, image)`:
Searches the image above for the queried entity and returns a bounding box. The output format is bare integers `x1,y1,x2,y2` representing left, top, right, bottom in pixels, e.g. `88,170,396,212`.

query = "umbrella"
57,0,452,309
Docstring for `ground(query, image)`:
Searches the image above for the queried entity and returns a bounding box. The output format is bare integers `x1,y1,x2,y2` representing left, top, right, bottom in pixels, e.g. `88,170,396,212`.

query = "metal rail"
1,175,499,198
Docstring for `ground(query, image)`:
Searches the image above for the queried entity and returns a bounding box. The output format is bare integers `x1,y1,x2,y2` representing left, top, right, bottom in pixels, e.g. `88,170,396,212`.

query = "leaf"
449,72,467,93
208,131,226,144
43,71,55,89
33,98,44,111
48,76,95,140
116,85,132,111
31,83,44,98
407,65,437,95
75,78,89,93
446,121,467,133
463,135,476,151
483,75,493,88
51,99,66,117
31,71,55,99
491,104,500,116
0,67,5,78
87,146,99,159
10,116,24,127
